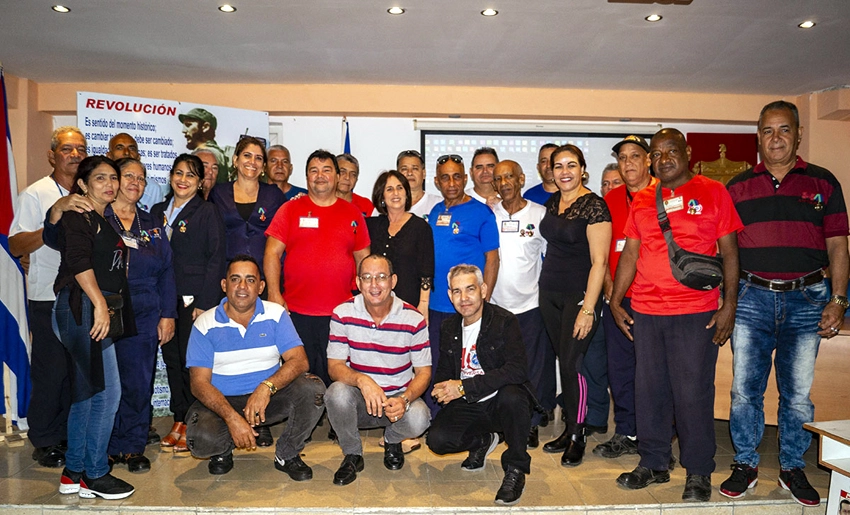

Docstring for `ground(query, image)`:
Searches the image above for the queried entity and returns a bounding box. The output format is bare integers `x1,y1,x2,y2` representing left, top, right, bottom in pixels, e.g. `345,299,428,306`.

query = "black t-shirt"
365,214,435,307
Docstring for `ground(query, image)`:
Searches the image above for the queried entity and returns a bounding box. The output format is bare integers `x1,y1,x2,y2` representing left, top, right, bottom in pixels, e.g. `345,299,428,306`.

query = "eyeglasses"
121,173,147,184
358,273,391,283
437,154,463,165
397,149,423,161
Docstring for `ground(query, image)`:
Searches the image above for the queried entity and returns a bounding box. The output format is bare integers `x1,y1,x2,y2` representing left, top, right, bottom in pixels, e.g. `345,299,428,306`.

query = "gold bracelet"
581,308,594,317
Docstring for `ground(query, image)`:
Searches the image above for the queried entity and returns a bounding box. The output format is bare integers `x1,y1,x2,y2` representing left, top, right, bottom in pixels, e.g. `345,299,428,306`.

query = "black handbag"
104,293,125,340
655,184,724,291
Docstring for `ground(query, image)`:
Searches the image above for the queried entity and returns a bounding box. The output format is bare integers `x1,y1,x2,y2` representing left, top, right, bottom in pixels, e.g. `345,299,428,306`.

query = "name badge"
436,213,452,227
663,196,685,213
501,220,520,233
615,239,626,252
121,235,139,249
299,216,319,228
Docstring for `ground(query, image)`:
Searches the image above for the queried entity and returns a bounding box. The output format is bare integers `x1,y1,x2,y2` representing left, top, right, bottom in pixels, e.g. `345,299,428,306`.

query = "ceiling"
1,0,849,96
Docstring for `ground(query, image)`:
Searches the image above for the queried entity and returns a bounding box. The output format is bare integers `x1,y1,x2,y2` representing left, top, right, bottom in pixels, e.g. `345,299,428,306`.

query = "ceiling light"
387,7,405,15
645,14,662,22
798,20,816,29
51,5,70,13
481,8,498,17
218,4,236,13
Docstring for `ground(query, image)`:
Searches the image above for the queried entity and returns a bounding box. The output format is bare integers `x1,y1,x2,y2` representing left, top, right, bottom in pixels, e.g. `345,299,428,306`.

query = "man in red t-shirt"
609,129,742,502
265,150,371,384
597,135,657,460
336,153,374,217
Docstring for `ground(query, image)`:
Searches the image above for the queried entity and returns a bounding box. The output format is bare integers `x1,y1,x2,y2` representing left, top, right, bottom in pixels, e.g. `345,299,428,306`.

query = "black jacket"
151,195,226,311
435,302,532,403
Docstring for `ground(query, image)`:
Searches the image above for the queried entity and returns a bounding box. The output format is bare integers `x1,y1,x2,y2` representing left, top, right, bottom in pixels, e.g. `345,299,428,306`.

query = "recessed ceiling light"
481,8,498,17
51,5,70,13
218,4,236,13
645,14,662,22
798,20,816,29
387,7,405,15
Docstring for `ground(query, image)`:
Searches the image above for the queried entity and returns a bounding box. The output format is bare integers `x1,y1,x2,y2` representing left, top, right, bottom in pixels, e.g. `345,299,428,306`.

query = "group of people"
8,99,846,507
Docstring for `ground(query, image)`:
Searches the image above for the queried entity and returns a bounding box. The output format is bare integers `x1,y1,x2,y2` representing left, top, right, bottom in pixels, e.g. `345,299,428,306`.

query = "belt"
741,269,825,292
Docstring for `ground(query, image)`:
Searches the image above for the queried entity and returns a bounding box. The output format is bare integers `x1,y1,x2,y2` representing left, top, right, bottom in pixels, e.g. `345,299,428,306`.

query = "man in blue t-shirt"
427,154,500,415
185,255,325,478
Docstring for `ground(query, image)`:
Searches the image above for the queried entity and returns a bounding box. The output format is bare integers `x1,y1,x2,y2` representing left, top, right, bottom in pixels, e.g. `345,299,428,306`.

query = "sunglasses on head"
437,154,463,165
397,149,423,161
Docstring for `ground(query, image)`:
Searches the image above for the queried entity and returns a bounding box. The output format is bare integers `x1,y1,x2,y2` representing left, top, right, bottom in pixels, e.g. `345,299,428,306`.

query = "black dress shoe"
682,474,712,502
543,428,570,454
494,466,526,505
538,409,554,428
33,445,66,468
561,430,586,467
209,450,233,475
585,424,608,436
333,454,364,486
146,426,160,445
616,466,671,489
125,453,151,473
256,426,273,447
383,442,404,470
527,426,539,449
328,427,338,441
274,454,313,481
107,454,124,473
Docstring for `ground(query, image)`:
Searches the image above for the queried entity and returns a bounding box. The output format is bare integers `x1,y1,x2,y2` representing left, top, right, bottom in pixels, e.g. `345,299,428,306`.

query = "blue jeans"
53,290,121,478
729,279,828,470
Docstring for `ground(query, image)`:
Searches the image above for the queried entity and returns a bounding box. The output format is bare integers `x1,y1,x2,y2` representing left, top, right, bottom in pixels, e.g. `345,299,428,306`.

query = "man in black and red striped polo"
722,100,849,507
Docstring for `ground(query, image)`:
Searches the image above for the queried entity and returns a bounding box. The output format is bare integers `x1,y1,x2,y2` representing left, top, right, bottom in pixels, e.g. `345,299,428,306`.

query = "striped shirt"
727,157,849,280
187,298,303,396
328,293,430,395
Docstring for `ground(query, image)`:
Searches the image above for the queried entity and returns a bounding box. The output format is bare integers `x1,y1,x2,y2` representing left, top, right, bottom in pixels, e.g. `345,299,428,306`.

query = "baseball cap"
612,135,650,154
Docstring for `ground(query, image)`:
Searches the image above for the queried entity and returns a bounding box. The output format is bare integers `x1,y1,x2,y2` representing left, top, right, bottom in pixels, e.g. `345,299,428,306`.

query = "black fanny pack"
656,184,724,291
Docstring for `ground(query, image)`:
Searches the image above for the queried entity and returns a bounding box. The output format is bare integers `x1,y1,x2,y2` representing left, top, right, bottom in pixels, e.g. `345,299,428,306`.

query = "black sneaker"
494,466,526,505
59,468,82,495
593,433,638,458
79,472,135,500
256,426,273,447
275,454,313,481
719,463,758,499
779,468,820,507
461,433,498,471
208,450,233,475
682,474,712,502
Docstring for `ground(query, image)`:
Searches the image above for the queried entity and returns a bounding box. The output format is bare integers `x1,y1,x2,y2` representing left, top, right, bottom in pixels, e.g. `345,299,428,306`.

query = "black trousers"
161,301,196,422
582,319,610,428
425,309,455,417
29,300,72,447
634,311,718,476
603,298,637,437
427,384,532,474
515,307,553,427
289,312,332,386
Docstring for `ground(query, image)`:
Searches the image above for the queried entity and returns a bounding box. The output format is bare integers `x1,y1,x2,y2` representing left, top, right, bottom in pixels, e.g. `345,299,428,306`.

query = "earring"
581,171,589,180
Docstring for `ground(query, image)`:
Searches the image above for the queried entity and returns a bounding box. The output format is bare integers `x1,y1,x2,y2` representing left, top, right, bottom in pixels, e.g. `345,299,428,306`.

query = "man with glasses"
427,153,500,415
336,153,374,217
10,127,91,468
324,254,431,485
397,149,441,219
466,147,501,208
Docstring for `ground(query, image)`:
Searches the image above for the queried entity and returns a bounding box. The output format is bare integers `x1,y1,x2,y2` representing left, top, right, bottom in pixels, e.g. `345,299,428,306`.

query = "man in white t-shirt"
396,150,441,220
426,264,532,506
465,147,500,208
489,161,552,449
9,126,93,468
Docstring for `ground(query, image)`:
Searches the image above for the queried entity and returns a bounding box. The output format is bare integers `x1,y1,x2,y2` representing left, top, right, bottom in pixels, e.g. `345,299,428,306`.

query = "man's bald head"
108,133,140,161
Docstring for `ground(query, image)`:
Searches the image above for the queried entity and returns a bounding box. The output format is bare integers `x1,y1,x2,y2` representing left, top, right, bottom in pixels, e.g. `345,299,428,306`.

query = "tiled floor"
0,414,831,514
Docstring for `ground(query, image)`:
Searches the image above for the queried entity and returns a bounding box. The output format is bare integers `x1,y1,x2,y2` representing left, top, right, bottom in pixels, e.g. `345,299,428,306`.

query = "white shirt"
409,192,442,220
9,175,68,301
490,200,547,314
461,318,497,402
465,187,497,210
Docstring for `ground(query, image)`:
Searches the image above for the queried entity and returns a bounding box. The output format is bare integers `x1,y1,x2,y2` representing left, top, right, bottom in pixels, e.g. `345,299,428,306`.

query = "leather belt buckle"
768,279,787,292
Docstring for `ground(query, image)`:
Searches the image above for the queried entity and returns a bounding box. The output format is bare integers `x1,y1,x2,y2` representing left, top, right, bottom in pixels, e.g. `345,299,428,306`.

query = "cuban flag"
0,65,32,423
342,117,351,154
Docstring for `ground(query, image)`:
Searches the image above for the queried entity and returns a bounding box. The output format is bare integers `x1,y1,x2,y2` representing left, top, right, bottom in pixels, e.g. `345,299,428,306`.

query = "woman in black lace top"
538,145,612,467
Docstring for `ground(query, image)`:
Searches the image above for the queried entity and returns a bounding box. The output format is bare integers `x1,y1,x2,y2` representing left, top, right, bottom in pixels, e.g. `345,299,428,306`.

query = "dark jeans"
538,289,601,432
186,374,326,460
289,312,332,386
27,300,72,447
582,318,609,428
602,299,637,436
161,301,195,422
427,384,532,473
515,307,553,427
634,311,718,476
426,309,455,417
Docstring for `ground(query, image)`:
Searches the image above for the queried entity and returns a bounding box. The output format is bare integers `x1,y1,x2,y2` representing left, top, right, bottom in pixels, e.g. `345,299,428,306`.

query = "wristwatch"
399,393,411,412
457,381,465,397
261,380,277,395
830,295,850,308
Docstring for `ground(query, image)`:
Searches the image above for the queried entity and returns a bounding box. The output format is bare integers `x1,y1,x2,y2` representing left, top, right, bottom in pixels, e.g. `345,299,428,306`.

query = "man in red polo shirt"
609,128,742,502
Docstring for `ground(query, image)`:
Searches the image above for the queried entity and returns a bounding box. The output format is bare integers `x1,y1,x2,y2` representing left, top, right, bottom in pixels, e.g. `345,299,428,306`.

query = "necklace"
113,206,149,245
